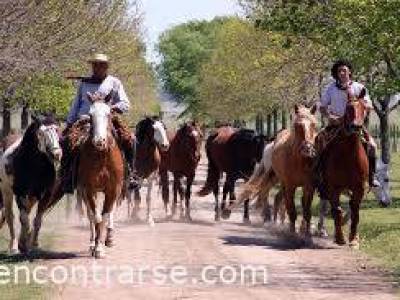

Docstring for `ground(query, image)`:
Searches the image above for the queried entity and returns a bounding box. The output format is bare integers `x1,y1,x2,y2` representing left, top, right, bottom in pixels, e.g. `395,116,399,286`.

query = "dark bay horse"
159,122,203,221
75,92,124,258
0,115,62,253
317,89,369,248
128,117,169,225
198,127,265,223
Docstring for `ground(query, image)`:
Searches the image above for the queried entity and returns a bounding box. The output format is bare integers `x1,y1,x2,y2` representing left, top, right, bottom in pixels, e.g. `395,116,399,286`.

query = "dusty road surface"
36,159,397,300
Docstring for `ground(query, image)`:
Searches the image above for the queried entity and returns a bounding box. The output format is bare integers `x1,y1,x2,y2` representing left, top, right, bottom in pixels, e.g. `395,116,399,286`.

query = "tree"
247,0,400,163
157,17,230,114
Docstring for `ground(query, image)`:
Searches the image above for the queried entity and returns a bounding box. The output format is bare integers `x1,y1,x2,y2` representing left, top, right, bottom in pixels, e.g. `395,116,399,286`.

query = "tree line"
157,0,400,164
0,0,159,134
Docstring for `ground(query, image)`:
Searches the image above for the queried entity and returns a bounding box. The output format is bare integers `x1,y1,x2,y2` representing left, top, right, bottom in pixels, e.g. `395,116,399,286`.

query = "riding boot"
364,144,380,188
125,141,141,190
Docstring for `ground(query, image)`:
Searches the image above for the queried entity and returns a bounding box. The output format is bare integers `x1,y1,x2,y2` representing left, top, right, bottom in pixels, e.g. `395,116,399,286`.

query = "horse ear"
359,88,366,99
310,104,317,115
87,92,95,103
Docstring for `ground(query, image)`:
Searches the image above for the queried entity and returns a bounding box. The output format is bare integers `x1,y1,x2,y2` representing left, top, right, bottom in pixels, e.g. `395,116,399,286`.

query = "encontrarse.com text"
0,264,268,287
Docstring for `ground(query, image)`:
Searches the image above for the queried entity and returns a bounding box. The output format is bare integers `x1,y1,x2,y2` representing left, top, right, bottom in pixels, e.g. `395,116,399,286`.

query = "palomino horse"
0,115,62,253
223,105,318,237
198,127,265,223
317,89,369,248
159,122,203,221
128,117,169,225
76,92,124,258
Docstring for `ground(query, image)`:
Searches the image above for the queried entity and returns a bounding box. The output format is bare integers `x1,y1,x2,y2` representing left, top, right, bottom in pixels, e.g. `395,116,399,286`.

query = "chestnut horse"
76,92,124,258
128,117,169,225
317,89,369,248
159,122,203,221
223,105,318,238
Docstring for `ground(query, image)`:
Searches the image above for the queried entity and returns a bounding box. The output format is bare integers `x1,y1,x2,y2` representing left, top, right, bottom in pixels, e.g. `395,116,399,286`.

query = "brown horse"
317,89,369,248
198,127,266,223
75,92,124,258
159,122,203,221
223,105,318,237
128,117,169,225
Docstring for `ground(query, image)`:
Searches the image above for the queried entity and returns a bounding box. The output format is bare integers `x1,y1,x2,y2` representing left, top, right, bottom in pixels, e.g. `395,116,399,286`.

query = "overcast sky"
140,0,241,62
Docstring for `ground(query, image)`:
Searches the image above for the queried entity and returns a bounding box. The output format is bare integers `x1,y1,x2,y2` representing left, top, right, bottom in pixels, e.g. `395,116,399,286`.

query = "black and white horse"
0,115,62,253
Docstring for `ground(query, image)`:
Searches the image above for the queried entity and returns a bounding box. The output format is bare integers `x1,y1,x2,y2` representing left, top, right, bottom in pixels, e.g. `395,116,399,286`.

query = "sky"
140,0,241,62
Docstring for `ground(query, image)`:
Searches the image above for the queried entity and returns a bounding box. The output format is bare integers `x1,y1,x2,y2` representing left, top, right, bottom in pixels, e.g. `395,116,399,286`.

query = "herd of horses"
0,90,390,259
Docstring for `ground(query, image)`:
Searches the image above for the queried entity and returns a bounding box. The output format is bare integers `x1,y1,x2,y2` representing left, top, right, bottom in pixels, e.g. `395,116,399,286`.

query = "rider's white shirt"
67,75,130,124
320,81,372,117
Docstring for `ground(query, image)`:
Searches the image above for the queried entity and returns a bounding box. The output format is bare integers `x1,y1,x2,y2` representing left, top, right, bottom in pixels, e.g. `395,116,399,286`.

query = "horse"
75,92,124,258
198,127,265,223
223,105,318,238
0,115,62,253
159,122,203,221
128,117,169,225
316,89,370,248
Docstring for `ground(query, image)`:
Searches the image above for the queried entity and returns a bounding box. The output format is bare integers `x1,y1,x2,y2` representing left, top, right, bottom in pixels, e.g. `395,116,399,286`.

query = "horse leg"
16,196,31,253
349,189,363,249
132,187,141,220
300,185,314,240
160,170,170,216
105,208,115,248
86,207,96,253
221,180,229,211
146,175,155,227
31,193,50,249
284,187,297,233
3,187,17,254
214,179,220,222
317,197,329,238
272,189,284,223
185,175,194,222
171,174,179,218
330,190,346,245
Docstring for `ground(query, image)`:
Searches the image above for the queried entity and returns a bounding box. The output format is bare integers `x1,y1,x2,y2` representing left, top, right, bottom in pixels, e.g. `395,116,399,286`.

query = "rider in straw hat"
59,53,139,194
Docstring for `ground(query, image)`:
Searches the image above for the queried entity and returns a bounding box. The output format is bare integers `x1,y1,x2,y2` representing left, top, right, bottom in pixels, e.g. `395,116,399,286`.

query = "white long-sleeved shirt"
320,81,372,117
67,75,130,124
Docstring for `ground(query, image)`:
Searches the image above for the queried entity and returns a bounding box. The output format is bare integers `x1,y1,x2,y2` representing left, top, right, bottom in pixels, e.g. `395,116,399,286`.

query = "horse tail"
197,136,219,197
230,142,276,209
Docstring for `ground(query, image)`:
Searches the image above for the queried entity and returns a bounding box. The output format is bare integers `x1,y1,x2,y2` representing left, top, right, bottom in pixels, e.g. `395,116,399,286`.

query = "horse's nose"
94,138,107,150
53,149,63,162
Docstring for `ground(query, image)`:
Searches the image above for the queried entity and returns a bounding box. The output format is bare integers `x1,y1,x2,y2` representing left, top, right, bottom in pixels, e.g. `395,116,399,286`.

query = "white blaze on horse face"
89,102,111,148
153,121,169,149
38,125,62,161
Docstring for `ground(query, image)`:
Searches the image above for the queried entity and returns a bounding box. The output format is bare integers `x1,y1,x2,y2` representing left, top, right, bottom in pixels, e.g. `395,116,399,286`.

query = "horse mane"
136,117,153,144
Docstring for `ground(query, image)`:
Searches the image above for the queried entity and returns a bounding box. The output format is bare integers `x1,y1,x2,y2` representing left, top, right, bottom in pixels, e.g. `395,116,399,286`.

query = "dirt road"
40,160,396,300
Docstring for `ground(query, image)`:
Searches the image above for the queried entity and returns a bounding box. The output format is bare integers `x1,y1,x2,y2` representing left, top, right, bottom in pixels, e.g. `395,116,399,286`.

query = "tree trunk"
379,111,390,164
21,102,29,130
255,114,264,135
281,110,287,129
2,98,11,137
266,114,272,139
273,109,278,136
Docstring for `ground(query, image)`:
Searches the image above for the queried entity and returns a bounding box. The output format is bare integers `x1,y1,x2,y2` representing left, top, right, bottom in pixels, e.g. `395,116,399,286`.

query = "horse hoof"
105,240,114,248
94,249,105,259
335,237,346,245
316,227,329,238
243,218,251,225
221,209,231,220
349,240,360,250
185,215,192,222
9,248,19,255
215,214,221,222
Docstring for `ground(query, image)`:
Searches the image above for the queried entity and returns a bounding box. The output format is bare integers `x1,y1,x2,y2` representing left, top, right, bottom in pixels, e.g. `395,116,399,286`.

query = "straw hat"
88,53,109,64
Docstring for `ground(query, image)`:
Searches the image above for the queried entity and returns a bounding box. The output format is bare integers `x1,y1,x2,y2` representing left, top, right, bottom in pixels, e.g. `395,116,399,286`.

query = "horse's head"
87,92,112,151
344,88,367,133
293,104,318,158
136,117,169,151
178,121,203,161
32,114,62,162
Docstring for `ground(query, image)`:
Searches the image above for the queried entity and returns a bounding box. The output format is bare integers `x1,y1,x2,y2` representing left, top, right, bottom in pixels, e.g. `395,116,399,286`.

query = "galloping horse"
223,105,318,237
198,127,265,223
75,92,124,258
0,115,62,253
128,117,169,225
159,122,203,221
317,89,369,248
